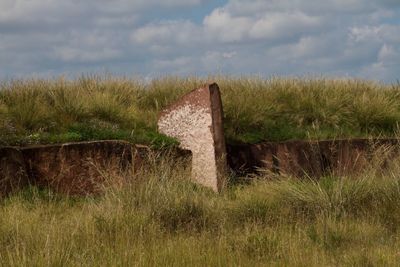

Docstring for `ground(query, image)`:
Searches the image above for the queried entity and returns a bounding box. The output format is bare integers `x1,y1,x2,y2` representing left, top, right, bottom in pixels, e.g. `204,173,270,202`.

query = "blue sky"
0,0,399,82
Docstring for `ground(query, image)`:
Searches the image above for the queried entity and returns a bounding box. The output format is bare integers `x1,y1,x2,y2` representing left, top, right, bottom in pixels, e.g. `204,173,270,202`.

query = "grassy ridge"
1,75,400,146
2,154,400,266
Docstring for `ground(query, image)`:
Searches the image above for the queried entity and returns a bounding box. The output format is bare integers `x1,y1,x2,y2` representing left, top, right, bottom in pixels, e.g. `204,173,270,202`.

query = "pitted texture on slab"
158,83,227,192
158,104,217,190
158,105,212,151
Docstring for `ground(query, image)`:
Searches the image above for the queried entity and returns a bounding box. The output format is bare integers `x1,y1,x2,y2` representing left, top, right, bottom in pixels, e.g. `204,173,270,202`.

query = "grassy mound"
3,75,400,265
2,154,400,266
1,75,400,146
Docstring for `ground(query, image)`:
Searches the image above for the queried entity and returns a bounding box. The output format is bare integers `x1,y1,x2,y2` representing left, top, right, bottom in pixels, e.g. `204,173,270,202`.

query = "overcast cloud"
0,0,399,82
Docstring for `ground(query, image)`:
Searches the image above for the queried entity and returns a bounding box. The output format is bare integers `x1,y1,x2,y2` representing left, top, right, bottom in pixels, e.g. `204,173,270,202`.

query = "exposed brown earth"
2,138,400,197
0,147,30,197
0,141,193,197
227,138,400,178
0,141,144,196
21,140,139,195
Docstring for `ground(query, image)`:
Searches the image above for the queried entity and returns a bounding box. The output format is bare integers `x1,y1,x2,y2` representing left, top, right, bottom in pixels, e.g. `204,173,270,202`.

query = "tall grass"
2,153,400,266
1,75,400,146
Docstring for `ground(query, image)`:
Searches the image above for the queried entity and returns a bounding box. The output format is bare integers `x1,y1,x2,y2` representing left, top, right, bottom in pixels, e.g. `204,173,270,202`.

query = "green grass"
2,75,400,265
1,75,400,146
2,154,400,266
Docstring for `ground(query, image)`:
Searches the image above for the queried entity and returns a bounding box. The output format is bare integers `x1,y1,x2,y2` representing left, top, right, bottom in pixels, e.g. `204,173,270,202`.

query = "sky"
0,0,400,82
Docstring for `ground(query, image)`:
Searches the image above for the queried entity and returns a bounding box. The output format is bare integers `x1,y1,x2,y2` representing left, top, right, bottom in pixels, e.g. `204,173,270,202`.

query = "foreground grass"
2,155,400,266
1,75,400,146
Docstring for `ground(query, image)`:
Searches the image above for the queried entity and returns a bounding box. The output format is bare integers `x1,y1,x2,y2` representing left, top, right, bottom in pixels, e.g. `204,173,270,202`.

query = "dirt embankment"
0,141,145,197
228,138,400,178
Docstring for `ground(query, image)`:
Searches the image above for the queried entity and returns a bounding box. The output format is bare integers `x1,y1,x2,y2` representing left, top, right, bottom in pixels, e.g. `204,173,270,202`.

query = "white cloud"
222,51,237,59
224,0,400,16
131,20,200,45
248,12,322,40
94,0,205,14
378,44,397,62
203,8,252,42
53,47,121,63
0,0,399,81
0,0,205,19
203,8,323,43
149,56,201,76
349,26,381,42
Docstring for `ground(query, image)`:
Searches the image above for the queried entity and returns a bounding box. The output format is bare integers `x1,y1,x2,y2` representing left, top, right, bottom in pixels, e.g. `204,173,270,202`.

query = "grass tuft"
1,76,400,146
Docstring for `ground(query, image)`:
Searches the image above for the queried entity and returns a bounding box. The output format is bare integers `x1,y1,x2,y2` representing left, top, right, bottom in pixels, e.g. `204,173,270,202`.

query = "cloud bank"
1,0,399,81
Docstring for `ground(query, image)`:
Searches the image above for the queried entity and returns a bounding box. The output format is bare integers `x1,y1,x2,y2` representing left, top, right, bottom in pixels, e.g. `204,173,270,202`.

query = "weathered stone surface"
0,147,29,197
20,140,141,195
227,139,400,178
158,83,227,192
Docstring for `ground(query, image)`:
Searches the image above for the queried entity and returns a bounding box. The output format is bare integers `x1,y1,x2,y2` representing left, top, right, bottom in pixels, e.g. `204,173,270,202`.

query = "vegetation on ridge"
0,75,400,146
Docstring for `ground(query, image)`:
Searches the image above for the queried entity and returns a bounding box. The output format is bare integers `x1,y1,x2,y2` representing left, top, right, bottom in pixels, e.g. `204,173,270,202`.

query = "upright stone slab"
158,83,227,192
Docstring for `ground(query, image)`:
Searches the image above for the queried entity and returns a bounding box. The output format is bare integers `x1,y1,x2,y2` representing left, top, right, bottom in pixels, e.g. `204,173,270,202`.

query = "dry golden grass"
2,75,400,265
1,75,399,146
2,151,400,266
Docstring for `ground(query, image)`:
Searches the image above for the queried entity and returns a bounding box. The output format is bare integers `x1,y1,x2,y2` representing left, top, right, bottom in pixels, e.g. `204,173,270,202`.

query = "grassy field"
2,153,400,266
2,76,400,266
1,75,400,146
